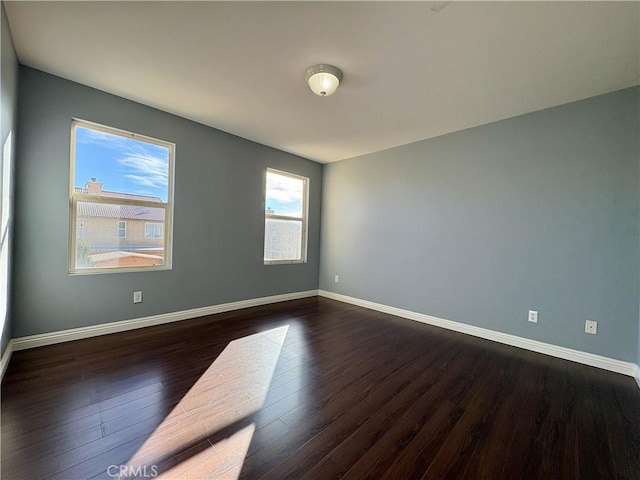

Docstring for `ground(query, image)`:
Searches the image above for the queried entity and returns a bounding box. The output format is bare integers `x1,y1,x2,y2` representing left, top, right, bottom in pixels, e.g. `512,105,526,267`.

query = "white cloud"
266,173,303,204
79,127,168,189
265,173,304,217
78,127,131,149
118,153,168,189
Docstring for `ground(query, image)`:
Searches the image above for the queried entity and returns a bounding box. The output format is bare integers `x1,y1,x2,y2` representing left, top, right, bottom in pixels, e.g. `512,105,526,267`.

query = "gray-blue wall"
8,65,640,368
320,87,639,363
12,67,321,337
1,3,18,356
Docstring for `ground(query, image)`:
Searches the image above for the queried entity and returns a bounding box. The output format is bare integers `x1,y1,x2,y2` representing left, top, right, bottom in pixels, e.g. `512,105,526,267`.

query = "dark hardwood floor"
2,297,640,479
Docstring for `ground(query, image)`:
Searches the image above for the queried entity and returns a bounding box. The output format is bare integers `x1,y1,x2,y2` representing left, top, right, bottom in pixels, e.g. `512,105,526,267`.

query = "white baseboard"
8,290,318,354
318,290,639,379
4,288,639,390
0,339,15,381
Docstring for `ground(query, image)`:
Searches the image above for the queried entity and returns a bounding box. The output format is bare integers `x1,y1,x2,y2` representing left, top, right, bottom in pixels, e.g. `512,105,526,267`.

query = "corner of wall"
0,0,19,371
0,339,14,381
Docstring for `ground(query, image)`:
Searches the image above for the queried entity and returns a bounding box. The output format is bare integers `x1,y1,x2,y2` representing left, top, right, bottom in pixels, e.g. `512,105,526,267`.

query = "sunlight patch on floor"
158,423,256,479
119,325,289,479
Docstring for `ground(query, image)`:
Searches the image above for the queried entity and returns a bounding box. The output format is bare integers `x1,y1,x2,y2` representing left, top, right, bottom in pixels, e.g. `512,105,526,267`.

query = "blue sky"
74,126,170,202
265,171,303,217
75,125,304,213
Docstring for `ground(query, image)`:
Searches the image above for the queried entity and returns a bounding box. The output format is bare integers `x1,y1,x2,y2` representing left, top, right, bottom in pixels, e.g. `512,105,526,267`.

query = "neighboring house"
264,218,302,261
75,180,165,267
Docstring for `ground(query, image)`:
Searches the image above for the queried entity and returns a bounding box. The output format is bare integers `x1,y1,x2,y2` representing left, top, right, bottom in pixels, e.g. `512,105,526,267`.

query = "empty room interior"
1,1,640,479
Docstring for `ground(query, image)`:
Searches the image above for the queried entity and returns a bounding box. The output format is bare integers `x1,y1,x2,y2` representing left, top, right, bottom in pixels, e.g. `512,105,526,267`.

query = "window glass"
145,223,163,238
264,169,308,264
117,221,127,238
70,120,174,273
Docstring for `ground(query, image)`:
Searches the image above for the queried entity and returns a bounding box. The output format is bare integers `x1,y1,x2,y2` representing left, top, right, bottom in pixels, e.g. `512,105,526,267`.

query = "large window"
69,119,174,274
264,169,308,264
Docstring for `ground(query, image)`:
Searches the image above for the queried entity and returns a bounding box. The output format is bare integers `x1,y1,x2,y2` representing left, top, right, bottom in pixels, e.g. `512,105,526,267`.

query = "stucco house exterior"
75,180,165,267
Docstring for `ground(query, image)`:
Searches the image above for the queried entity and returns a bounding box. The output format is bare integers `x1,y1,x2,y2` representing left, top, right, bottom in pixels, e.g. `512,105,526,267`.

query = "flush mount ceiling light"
304,64,343,96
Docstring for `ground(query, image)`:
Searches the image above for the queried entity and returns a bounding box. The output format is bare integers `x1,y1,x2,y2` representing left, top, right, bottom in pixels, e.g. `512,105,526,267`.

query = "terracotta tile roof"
74,187,163,203
75,188,165,221
77,203,165,221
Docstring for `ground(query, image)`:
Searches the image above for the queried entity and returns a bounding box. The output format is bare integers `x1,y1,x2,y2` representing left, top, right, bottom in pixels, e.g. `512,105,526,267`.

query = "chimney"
87,178,103,195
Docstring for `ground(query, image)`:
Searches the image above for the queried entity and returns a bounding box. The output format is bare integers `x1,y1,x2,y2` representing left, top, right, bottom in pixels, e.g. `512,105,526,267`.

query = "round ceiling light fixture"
304,64,343,97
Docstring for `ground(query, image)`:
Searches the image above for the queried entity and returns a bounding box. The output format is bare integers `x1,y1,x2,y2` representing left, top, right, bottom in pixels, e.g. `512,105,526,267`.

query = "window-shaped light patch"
264,169,308,264
0,131,13,340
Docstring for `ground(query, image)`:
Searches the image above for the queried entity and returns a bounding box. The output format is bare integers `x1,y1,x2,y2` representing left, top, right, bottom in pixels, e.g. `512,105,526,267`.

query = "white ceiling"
4,1,639,164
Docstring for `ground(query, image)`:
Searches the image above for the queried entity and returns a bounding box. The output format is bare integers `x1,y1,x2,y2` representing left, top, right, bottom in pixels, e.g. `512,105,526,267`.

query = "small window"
69,119,174,274
117,221,127,238
264,169,308,264
145,222,163,238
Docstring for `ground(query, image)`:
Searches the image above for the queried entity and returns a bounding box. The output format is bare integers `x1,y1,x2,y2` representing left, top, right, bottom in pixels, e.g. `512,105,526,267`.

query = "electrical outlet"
528,310,538,323
335,275,339,283
133,291,143,304
585,320,597,334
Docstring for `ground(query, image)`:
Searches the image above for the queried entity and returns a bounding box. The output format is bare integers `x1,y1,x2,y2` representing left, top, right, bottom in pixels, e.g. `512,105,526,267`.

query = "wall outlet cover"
585,320,597,334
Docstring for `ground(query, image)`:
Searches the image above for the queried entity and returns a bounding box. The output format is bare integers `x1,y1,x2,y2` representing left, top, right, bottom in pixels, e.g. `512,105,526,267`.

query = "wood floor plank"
421,356,520,479
380,399,465,479
257,397,381,480
2,297,639,480
237,386,371,479
292,356,456,479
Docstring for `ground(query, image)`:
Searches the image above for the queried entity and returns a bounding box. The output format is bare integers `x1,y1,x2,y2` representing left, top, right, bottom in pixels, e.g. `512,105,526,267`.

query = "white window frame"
117,220,127,238
264,168,309,265
69,119,175,275
144,222,163,239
